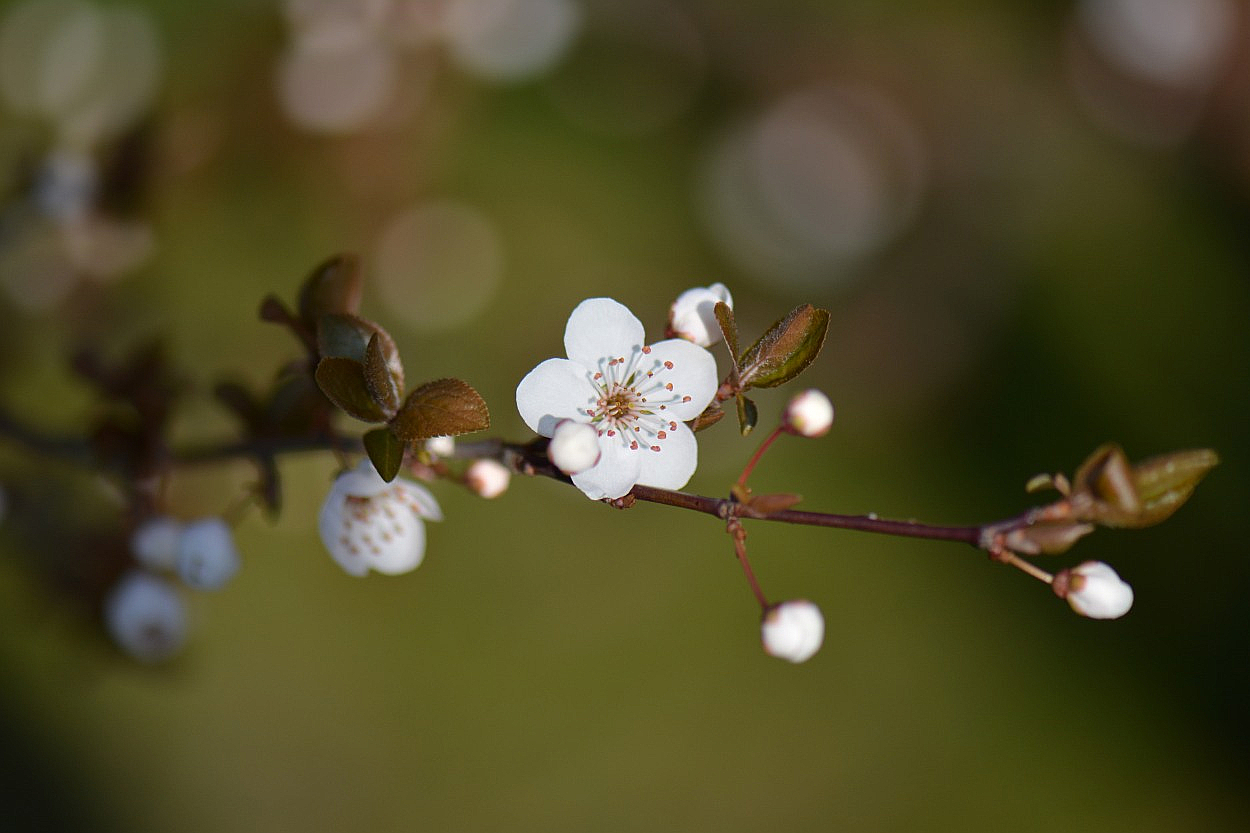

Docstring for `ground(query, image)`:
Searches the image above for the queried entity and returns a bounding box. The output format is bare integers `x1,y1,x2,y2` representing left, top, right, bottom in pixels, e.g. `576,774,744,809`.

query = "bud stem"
737,426,785,489
728,518,770,610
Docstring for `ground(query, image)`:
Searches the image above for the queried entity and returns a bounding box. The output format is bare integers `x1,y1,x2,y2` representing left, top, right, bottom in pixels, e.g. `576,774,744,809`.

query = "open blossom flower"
516,297,719,500
667,282,733,347
318,459,443,576
1055,561,1134,619
104,570,187,663
761,600,825,663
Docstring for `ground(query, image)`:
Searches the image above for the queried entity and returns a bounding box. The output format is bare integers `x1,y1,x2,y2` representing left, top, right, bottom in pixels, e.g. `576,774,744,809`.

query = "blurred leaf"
738,304,830,389
749,492,803,513
257,456,282,517
298,254,363,325
317,313,385,363
391,378,490,440
314,358,388,422
213,381,261,428
1127,448,1219,528
364,427,405,482
1073,443,1140,515
363,332,402,417
736,394,757,436
259,294,296,326
1006,522,1095,555
689,403,725,432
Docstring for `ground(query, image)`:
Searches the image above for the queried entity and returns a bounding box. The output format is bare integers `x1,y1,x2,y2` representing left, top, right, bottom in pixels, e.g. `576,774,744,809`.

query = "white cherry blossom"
318,459,443,576
176,517,241,591
516,297,719,500
667,282,733,347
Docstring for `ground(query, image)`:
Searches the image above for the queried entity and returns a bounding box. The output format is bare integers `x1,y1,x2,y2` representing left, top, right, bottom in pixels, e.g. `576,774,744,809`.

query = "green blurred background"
2,0,1249,830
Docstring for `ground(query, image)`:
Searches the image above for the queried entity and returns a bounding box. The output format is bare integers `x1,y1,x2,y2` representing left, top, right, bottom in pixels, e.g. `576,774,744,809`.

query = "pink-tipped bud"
547,419,601,475
761,599,825,663
104,571,187,663
1054,561,1134,619
667,283,733,347
176,518,241,591
783,389,834,437
466,459,511,498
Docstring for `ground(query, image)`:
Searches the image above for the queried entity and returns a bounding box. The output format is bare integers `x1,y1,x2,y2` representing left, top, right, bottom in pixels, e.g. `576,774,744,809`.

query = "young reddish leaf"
738,304,830,389
714,301,741,369
689,403,726,432
749,492,804,514
298,254,363,325
363,332,402,417
1125,448,1219,528
363,426,406,482
316,313,398,365
391,378,490,440
314,357,388,422
1073,443,1140,516
736,393,758,436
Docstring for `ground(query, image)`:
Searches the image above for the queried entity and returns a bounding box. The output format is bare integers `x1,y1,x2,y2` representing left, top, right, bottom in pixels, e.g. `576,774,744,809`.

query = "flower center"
583,346,691,453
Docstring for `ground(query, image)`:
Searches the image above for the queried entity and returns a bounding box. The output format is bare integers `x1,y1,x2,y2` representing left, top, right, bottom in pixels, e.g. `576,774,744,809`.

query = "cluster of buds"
106,515,242,662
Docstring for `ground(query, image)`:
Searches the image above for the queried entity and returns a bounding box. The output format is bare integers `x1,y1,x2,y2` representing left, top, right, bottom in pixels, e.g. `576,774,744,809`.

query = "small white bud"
425,436,456,457
783,389,834,438
104,571,187,663
1056,561,1134,619
761,600,825,663
667,282,733,347
130,516,184,571
547,419,601,475
176,518,241,591
466,458,511,498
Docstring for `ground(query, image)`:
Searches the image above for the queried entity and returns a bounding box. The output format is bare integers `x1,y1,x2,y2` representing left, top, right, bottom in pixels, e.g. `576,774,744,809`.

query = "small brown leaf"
363,332,402,417
364,426,406,482
688,403,726,432
391,378,490,440
714,301,740,369
314,357,388,422
749,492,803,514
298,254,363,324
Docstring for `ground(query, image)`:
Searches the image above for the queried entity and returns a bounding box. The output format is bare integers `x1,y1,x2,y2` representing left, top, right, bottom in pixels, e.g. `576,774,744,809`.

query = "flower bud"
425,436,455,458
783,389,834,438
104,571,187,663
547,419,601,475
130,516,184,571
1054,561,1134,619
176,517,241,591
667,283,733,347
466,458,511,498
761,600,825,663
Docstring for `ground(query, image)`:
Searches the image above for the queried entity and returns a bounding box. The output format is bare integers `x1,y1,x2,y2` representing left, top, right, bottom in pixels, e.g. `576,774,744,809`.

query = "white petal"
516,357,596,436
336,458,390,498
643,338,719,421
570,435,643,500
563,298,646,369
363,512,427,575
669,283,733,347
396,480,444,522
635,421,699,490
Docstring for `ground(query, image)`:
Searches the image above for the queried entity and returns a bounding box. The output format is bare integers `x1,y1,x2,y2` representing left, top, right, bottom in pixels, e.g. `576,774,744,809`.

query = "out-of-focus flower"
466,458,510,498
1055,561,1134,619
547,418,600,474
667,282,732,347
761,600,824,663
176,517,241,591
104,570,187,663
515,297,718,500
318,458,443,576
130,515,183,571
783,389,834,438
